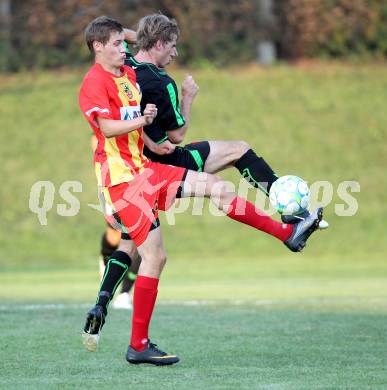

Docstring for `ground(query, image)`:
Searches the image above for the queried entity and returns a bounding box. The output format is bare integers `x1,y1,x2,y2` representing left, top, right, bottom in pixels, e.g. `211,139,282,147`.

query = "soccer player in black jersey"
125,27,276,196
127,15,326,221
93,14,327,311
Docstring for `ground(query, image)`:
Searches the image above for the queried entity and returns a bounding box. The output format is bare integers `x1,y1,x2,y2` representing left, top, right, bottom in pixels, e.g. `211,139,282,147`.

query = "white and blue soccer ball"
269,175,310,215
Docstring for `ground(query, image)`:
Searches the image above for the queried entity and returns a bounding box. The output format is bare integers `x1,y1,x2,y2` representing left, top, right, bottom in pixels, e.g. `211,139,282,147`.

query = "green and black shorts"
143,141,210,172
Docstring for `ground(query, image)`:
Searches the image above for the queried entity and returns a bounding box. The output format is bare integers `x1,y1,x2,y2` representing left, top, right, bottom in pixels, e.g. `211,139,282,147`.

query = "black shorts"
144,141,210,172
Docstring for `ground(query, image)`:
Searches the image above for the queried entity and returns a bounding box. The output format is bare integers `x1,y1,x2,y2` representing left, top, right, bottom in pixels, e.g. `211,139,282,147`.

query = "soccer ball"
269,175,310,215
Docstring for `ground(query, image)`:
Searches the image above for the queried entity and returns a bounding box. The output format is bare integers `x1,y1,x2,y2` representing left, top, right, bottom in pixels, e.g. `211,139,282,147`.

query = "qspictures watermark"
28,178,360,226
29,181,83,225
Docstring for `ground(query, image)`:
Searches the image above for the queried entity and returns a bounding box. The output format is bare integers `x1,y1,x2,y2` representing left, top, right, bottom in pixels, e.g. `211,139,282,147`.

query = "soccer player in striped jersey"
79,16,323,366
89,28,138,310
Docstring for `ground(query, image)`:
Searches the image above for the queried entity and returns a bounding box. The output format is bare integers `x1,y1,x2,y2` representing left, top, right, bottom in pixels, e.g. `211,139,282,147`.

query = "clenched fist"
182,75,199,99
156,140,176,155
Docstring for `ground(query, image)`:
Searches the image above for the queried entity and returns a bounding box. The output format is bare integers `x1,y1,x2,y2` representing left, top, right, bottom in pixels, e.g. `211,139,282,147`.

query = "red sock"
130,275,159,352
227,196,293,241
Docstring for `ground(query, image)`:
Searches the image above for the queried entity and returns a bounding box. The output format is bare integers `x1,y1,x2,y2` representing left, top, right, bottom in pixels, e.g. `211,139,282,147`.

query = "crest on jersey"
120,82,133,100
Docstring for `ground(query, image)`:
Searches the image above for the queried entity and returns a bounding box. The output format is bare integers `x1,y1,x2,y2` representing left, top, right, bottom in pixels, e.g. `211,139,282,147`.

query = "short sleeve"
141,79,186,143
79,76,112,128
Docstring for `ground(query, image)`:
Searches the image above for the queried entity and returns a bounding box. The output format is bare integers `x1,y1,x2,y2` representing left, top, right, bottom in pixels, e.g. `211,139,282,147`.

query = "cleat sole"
82,332,99,352
127,360,178,366
285,207,323,253
318,219,329,230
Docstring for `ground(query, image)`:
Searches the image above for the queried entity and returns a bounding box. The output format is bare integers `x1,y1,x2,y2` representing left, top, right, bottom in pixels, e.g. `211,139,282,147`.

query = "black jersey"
125,54,185,144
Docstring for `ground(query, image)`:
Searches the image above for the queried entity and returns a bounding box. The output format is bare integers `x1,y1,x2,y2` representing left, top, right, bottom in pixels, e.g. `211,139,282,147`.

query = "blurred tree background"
1,0,387,72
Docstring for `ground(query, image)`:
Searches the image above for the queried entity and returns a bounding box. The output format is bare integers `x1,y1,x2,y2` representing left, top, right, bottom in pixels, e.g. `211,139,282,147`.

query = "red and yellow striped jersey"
79,63,148,187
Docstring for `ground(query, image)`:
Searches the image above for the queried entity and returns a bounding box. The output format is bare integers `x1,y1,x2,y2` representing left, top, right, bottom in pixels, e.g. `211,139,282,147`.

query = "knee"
157,246,167,265
218,182,234,204
210,177,234,202
154,250,167,271
210,174,222,184
226,141,250,163
235,140,250,157
159,253,167,268
144,245,167,267
206,174,223,192
118,240,138,260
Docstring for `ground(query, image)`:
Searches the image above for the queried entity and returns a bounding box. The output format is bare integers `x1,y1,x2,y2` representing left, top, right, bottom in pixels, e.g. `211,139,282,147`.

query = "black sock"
96,250,132,310
100,233,118,265
234,149,278,194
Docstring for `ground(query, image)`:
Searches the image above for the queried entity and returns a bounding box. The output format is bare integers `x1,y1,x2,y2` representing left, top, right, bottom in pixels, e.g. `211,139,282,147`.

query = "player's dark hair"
137,13,179,51
85,16,123,54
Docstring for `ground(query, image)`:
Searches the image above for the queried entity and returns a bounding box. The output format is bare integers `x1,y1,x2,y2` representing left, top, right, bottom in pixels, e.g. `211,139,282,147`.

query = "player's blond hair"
137,14,180,51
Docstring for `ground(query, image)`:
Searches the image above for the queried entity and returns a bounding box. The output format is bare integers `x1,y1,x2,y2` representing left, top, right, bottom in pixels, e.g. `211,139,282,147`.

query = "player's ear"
93,41,103,54
155,40,164,51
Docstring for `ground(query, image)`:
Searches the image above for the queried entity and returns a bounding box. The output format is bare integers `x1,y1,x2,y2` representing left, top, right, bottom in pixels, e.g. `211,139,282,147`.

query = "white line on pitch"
0,297,385,311
0,300,278,311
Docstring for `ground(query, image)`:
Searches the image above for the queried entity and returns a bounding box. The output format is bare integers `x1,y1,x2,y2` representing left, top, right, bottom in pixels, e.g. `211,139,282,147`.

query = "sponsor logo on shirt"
120,106,142,121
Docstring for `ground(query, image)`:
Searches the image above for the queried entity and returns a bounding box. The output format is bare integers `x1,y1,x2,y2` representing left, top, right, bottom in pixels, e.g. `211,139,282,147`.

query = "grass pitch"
1,303,387,389
1,255,387,388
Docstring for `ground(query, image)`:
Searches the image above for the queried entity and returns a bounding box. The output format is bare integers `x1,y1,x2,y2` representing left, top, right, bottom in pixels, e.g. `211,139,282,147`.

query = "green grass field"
1,304,387,389
1,63,387,388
